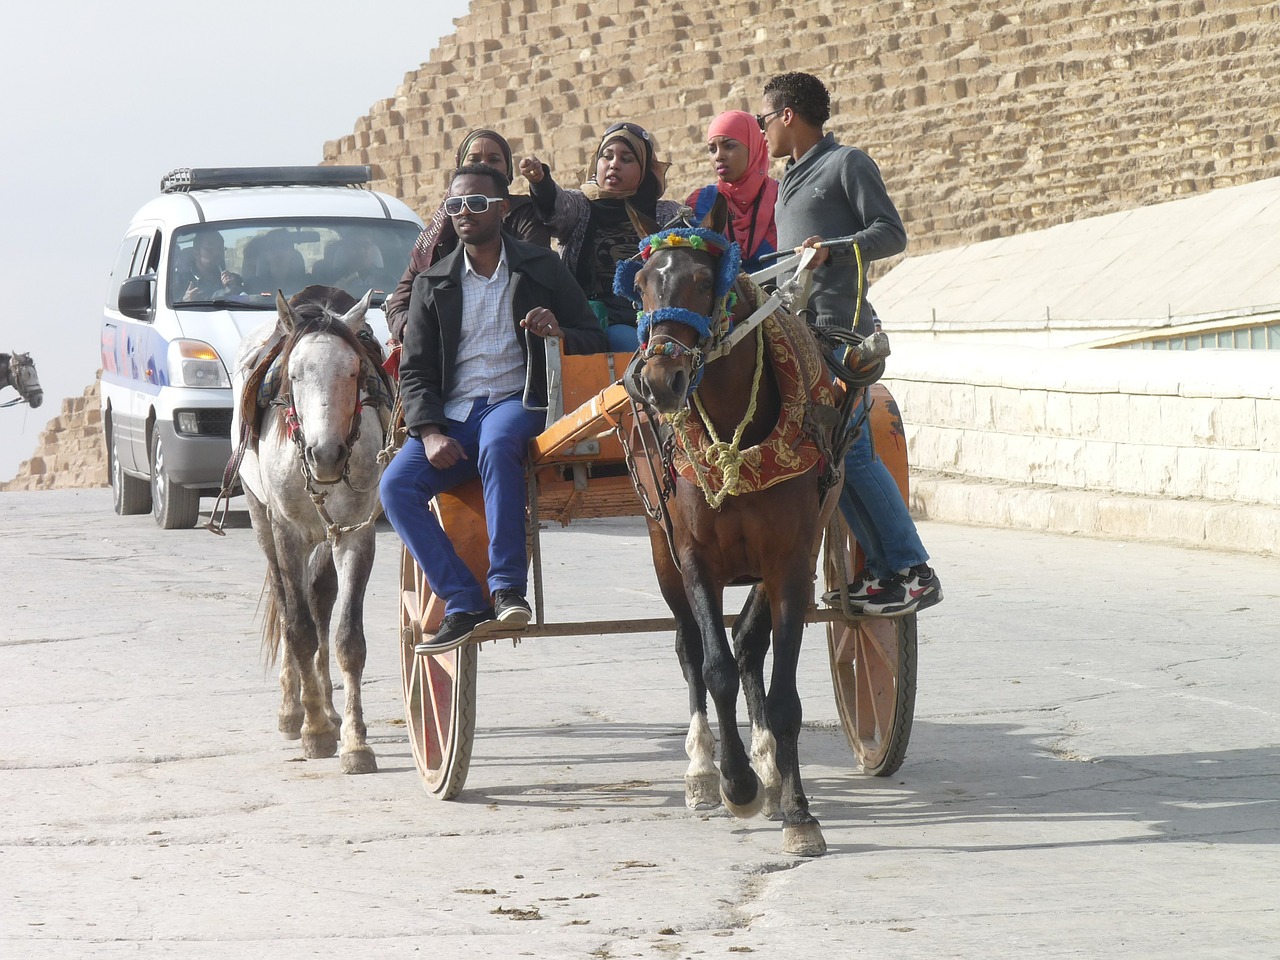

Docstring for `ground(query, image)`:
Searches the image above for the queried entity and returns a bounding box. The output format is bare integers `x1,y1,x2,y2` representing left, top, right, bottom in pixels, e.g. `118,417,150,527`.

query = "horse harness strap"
620,353,683,573
204,422,253,537
209,335,291,536
205,338,283,534
702,247,820,363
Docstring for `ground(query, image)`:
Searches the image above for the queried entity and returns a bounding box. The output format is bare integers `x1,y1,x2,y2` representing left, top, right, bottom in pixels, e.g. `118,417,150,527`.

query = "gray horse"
1,352,43,408
233,286,392,774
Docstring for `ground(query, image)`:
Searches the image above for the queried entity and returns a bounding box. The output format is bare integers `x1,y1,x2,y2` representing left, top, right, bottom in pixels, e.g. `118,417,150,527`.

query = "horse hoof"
721,773,766,819
301,731,338,759
278,715,303,740
340,749,377,775
685,772,721,810
782,822,827,857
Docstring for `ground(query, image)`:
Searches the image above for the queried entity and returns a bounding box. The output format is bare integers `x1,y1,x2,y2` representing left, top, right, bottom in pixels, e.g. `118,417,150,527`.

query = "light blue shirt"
445,244,526,421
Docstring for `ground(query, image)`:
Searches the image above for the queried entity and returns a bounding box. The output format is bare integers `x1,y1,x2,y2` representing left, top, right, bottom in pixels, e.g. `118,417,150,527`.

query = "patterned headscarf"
582,121,670,201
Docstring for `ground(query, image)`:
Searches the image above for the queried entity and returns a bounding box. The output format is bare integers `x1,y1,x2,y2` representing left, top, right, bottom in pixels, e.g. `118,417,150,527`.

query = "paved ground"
1,489,1276,959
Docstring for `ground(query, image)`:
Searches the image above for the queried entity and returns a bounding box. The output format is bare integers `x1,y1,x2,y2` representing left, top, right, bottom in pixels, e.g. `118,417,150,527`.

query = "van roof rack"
160,166,373,194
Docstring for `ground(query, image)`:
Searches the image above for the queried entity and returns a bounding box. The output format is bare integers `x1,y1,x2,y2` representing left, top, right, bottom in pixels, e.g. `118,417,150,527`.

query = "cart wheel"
822,515,917,778
399,546,477,799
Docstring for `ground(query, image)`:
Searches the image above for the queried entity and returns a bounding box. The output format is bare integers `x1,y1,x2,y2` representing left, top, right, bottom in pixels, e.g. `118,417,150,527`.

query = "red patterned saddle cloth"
672,310,838,496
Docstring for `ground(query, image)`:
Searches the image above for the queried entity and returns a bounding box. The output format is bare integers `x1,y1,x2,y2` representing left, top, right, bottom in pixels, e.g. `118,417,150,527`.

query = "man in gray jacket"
761,71,942,617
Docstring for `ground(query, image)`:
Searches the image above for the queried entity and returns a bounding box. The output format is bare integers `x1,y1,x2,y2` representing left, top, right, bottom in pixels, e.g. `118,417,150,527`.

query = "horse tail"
260,574,283,668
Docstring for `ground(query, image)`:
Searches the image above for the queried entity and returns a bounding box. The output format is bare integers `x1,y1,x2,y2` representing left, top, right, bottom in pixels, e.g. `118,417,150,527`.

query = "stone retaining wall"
884,344,1280,555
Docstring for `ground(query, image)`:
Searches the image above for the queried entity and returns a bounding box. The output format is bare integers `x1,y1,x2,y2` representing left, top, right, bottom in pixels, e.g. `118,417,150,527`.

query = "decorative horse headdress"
614,227,742,346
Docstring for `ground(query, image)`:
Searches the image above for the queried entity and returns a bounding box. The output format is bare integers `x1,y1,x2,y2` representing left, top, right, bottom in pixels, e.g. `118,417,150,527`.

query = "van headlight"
168,339,230,388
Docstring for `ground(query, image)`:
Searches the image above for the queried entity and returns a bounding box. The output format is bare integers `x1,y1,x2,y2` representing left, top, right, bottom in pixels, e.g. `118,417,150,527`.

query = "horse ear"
338,290,373,332
625,202,660,241
701,192,730,236
276,290,298,333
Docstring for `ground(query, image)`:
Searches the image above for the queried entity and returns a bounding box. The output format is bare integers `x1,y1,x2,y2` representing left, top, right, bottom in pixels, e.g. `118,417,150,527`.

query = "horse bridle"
272,389,367,491
619,223,813,402
1,354,39,408
617,226,743,403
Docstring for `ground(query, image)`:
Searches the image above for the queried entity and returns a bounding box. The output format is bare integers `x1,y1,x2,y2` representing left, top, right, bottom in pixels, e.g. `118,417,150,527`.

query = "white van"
101,166,422,528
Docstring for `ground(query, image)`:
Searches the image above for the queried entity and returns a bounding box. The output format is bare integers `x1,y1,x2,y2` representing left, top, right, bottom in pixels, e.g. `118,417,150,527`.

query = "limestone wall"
324,0,1280,260
883,344,1280,555
2,380,108,492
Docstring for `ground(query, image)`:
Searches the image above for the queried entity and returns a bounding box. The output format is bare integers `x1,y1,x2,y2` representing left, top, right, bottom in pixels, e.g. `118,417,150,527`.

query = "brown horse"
622,197,843,856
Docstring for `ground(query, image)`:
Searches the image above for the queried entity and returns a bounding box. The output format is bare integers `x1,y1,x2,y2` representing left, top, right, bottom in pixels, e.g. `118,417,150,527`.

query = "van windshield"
168,218,420,309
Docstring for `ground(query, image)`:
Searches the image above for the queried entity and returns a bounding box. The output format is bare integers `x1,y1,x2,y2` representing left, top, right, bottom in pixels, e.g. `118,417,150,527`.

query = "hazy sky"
0,0,472,480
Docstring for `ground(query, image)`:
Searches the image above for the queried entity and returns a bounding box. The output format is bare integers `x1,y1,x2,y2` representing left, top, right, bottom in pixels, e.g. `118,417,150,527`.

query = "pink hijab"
704,110,778,260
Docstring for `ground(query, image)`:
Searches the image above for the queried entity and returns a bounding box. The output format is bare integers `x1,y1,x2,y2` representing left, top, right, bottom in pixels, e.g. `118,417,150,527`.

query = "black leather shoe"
492,588,532,627
414,608,494,656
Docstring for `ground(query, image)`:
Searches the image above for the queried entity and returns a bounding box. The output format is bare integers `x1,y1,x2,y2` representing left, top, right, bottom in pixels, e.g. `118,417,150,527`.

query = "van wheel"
110,434,151,516
150,434,200,529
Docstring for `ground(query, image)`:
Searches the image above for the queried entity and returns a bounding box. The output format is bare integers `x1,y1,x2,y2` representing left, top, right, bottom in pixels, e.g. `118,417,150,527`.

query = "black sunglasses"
604,121,651,140
755,108,784,132
443,194,505,216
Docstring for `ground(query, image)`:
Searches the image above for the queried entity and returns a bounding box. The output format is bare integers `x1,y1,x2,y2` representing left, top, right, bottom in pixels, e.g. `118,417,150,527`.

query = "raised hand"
519,156,545,184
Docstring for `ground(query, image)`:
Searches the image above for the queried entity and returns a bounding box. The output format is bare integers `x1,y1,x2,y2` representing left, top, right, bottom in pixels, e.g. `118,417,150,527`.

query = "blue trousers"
380,395,544,616
606,323,640,352
838,394,929,579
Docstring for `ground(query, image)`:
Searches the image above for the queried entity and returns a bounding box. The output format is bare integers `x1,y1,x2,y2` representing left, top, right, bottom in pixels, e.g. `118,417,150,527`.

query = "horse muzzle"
305,440,349,484
640,355,699,414
27,390,43,409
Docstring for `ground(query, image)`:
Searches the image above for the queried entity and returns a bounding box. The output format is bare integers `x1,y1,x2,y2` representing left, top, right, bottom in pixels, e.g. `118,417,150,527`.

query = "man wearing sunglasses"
760,71,943,619
381,164,607,654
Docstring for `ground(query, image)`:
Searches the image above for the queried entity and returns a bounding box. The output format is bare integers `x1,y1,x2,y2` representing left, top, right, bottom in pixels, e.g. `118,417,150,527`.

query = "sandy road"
1,489,1277,959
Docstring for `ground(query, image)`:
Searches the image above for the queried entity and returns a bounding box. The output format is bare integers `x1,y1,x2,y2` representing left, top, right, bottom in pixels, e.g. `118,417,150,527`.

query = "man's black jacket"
400,233,608,434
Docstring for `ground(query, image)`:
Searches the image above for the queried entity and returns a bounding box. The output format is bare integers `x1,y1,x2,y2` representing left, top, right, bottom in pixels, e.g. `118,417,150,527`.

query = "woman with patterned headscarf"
685,110,779,273
385,128,552,341
520,121,681,352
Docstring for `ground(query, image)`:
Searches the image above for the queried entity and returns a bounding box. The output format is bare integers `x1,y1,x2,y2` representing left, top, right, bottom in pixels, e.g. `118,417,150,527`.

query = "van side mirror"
118,274,156,321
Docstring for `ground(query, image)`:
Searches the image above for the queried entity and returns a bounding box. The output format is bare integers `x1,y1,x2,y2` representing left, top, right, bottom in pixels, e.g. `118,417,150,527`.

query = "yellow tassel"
679,326,767,509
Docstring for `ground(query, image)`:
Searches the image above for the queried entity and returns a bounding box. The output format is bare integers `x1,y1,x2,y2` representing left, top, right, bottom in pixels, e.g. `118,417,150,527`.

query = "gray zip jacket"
776,133,906,335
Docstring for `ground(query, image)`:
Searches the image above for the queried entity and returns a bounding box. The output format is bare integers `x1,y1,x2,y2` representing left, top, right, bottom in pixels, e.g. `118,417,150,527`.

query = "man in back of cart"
380,164,607,655
760,71,943,618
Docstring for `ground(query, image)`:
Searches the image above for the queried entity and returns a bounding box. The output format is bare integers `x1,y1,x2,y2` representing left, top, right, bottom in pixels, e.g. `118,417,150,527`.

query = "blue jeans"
606,323,640,352
838,394,928,579
380,395,544,615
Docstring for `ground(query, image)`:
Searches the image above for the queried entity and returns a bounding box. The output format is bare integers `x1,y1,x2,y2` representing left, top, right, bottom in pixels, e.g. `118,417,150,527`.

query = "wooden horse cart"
397,271,918,800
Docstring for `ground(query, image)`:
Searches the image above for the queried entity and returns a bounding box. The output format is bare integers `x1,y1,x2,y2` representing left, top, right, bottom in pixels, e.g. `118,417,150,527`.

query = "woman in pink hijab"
684,109,779,272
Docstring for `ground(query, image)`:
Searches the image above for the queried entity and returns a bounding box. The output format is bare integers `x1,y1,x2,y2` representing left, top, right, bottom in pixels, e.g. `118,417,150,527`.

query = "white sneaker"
821,569,883,608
